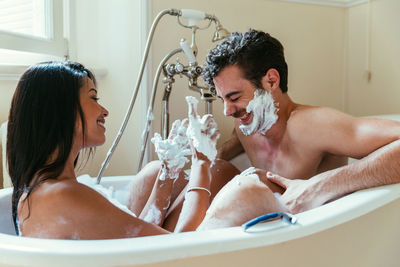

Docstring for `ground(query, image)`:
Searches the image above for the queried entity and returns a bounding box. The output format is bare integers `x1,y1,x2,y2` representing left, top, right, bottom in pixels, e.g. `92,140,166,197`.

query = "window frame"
0,0,68,58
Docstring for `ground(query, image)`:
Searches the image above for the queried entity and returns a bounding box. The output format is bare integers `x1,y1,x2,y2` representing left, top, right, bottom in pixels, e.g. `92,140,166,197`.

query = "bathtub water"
0,174,399,267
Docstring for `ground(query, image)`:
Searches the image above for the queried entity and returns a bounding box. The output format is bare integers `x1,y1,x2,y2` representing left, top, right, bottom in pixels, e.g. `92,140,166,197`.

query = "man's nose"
224,102,235,116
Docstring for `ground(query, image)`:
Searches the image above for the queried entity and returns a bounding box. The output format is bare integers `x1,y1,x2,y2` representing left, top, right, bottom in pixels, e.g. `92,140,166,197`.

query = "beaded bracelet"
186,186,212,197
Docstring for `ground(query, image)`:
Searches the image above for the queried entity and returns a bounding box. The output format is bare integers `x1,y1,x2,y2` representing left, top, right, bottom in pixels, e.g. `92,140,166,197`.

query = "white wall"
68,0,148,177
346,0,400,116
0,80,17,124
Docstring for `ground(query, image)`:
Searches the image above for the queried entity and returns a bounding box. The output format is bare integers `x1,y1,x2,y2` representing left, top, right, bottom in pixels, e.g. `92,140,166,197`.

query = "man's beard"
239,89,278,136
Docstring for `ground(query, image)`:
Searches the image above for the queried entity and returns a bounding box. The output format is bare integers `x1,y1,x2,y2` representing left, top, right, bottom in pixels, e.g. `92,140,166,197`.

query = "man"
202,29,400,214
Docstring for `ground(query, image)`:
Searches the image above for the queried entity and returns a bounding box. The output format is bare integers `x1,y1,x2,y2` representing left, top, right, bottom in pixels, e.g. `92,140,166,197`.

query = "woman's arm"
173,96,219,232
174,154,212,232
138,119,191,226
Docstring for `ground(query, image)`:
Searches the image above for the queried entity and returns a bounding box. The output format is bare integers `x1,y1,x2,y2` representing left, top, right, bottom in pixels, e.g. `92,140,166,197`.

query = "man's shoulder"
288,105,351,127
287,105,354,141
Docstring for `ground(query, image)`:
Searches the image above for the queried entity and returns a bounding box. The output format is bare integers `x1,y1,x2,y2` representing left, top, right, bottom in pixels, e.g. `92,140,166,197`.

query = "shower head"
212,24,230,42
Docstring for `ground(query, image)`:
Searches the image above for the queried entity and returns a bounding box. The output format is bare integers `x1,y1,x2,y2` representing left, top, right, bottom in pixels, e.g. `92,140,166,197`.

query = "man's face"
214,65,258,126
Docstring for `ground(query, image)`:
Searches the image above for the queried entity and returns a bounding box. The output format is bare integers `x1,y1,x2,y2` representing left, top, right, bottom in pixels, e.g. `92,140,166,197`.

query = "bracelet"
186,186,212,197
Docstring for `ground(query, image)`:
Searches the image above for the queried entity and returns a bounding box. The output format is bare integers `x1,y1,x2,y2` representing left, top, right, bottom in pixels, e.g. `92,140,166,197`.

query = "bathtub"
1,114,400,267
0,174,399,267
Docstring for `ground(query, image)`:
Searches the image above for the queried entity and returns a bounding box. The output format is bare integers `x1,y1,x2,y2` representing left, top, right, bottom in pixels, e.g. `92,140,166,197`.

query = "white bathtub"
0,175,399,267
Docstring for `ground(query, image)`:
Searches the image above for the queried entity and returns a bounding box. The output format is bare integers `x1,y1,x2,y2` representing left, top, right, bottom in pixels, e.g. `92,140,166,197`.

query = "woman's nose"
102,106,109,117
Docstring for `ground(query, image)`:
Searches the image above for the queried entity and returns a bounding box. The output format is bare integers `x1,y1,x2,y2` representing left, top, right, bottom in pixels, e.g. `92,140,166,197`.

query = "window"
0,0,47,38
0,0,67,58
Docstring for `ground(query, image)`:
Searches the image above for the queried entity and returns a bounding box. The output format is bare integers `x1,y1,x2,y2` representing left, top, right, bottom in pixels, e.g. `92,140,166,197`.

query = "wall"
1,0,398,178
150,0,346,150
69,0,147,177
346,0,400,116
0,81,17,124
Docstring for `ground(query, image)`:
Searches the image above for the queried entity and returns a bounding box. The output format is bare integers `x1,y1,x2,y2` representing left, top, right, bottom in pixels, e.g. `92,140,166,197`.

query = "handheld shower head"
180,9,206,26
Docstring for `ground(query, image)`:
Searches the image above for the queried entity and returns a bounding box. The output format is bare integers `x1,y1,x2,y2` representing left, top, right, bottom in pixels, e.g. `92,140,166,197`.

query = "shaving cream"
239,89,278,136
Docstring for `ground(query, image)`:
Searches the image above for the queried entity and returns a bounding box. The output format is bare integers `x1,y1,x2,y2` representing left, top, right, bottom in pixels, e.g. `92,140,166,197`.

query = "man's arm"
269,108,400,213
268,138,400,214
217,128,244,161
295,108,400,159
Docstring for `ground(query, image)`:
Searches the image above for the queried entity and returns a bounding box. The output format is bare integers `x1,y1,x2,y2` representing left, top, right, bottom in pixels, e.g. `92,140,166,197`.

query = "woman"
7,61,227,239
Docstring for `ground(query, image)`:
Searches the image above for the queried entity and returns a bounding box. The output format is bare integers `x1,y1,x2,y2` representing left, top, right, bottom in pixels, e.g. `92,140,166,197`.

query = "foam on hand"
185,96,220,162
239,89,278,136
151,119,191,180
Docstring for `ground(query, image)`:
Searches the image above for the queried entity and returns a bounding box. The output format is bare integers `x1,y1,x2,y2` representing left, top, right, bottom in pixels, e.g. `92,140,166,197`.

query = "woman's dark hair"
7,61,96,234
203,29,288,94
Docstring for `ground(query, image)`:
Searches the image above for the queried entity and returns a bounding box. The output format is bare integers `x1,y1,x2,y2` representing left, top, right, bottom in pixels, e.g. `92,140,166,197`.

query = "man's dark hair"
203,29,288,94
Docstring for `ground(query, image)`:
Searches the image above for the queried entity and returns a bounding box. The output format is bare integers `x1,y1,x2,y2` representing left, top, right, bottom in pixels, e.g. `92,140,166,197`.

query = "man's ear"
261,68,280,92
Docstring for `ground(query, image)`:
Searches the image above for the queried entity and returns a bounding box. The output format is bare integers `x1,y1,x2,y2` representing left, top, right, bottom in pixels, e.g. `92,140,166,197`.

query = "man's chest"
238,133,322,179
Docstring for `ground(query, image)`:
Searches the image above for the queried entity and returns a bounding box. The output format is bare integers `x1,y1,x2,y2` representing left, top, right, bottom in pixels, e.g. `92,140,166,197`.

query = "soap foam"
240,167,257,176
151,119,191,180
239,89,278,136
77,175,136,217
143,204,162,225
186,96,220,162
232,167,261,185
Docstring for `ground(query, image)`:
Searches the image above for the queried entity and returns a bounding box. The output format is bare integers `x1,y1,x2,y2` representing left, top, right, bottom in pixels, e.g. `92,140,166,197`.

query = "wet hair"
7,61,96,234
203,29,288,94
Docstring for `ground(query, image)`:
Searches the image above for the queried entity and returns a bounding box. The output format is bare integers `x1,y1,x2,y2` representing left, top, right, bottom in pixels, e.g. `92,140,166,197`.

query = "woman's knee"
199,174,285,229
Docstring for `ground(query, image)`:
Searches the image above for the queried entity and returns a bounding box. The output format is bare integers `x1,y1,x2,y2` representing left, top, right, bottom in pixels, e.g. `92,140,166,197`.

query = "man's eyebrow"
225,91,241,99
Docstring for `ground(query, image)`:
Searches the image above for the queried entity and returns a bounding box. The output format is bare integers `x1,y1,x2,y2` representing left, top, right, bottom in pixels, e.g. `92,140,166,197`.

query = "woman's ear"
261,68,280,92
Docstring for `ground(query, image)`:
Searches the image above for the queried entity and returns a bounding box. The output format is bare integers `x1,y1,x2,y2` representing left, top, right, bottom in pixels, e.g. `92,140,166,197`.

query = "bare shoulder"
22,179,168,239
288,105,352,127
288,105,400,135
286,105,400,157
287,105,352,138
32,178,109,210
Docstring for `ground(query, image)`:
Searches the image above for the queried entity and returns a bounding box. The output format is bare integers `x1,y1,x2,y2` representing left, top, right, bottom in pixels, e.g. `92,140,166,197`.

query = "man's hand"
266,172,329,214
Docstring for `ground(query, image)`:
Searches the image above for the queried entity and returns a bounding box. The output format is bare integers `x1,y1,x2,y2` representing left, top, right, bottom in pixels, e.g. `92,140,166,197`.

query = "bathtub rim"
0,176,399,267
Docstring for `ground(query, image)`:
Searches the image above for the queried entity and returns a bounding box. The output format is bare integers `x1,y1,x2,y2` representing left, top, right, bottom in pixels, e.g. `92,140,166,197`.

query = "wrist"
192,158,211,166
312,167,347,204
189,161,211,189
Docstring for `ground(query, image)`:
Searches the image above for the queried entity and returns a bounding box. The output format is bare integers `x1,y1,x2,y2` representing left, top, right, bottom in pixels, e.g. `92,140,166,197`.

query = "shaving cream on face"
239,89,278,136
151,119,191,180
185,96,220,162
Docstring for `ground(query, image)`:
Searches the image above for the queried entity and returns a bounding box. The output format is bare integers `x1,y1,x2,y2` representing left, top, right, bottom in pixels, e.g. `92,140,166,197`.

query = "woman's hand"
186,96,220,162
151,119,191,180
